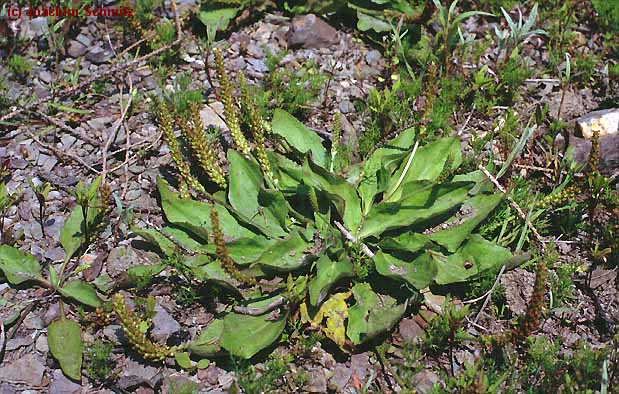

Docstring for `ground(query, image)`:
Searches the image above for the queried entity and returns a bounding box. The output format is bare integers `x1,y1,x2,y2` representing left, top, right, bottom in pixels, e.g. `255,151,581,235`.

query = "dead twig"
102,75,134,185
471,264,506,324
28,132,100,175
30,111,101,147
0,0,182,125
478,164,546,252
334,221,374,258
6,300,38,342
233,296,287,316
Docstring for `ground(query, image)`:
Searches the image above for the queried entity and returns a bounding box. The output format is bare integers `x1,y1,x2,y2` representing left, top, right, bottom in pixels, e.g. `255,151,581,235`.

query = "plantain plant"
130,54,529,361
0,176,107,380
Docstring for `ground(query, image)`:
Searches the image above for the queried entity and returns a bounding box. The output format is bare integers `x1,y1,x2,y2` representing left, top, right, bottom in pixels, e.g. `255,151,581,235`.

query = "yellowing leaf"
299,302,311,324
310,292,351,349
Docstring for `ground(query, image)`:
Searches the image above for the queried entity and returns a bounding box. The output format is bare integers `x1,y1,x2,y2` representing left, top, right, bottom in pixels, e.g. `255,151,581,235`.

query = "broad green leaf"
0,245,43,284
59,280,101,307
374,251,437,290
131,227,177,256
309,255,354,306
127,263,166,279
435,235,515,284
270,151,304,192
429,193,503,252
59,208,85,261
175,352,193,369
271,109,328,168
258,189,289,231
92,274,114,293
356,10,392,32
359,181,472,240
60,205,102,261
309,292,351,349
255,231,312,271
49,265,60,288
197,359,210,369
228,150,287,237
358,128,416,214
190,258,241,292
219,237,277,266
377,232,431,254
48,319,83,381
386,137,462,202
47,102,93,114
157,177,255,240
347,283,407,345
198,7,238,34
189,319,224,357
160,225,207,253
452,11,494,28
302,157,362,235
221,299,288,359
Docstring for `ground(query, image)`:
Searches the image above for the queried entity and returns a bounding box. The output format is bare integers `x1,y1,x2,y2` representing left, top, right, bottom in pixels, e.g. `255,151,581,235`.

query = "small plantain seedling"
28,178,52,237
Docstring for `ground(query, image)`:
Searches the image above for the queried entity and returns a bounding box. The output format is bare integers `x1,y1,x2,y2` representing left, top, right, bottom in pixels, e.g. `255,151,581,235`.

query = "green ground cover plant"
1,1,618,392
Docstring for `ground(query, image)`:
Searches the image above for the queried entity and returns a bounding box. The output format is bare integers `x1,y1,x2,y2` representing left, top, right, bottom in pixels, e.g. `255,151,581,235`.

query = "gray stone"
76,33,92,47
103,325,125,345
365,49,382,65
575,108,619,139
569,134,619,175
246,42,264,58
0,354,45,386
5,336,35,351
151,303,181,342
125,189,141,201
107,246,140,277
411,370,441,394
37,153,58,172
47,190,62,200
39,70,52,84
287,14,339,49
247,58,267,73
119,358,161,389
200,104,228,131
87,116,114,130
50,369,81,394
86,45,113,64
23,315,44,330
329,363,351,391
68,41,88,58
44,216,65,242
44,246,65,262
10,158,28,170
35,334,49,353
43,302,61,326
338,100,355,114
350,353,370,382
303,368,327,393
61,134,77,149
18,17,48,40
229,57,246,71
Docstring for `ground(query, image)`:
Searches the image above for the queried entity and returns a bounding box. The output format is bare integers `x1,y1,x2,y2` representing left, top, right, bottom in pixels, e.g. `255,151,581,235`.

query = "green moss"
8,55,32,80
86,340,115,382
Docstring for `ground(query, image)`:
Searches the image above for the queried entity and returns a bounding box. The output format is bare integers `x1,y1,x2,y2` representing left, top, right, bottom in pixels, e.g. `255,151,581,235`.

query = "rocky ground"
0,1,618,393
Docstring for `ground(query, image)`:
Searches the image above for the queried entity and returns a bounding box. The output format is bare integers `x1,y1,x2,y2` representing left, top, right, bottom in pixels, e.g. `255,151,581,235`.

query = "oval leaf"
309,255,354,307
271,109,328,168
221,311,287,359
374,251,437,290
347,283,407,345
59,280,101,307
48,319,83,381
0,245,43,285
189,319,224,357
